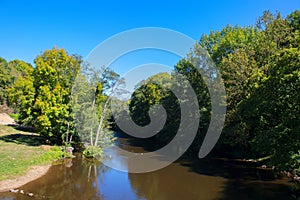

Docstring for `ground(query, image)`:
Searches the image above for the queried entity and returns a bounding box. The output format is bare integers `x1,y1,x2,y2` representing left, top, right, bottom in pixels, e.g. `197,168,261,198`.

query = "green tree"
130,72,172,127
6,60,35,124
197,25,260,157
32,48,81,144
0,57,15,105
287,10,300,31
240,47,300,170
73,65,119,157
224,10,300,168
0,58,8,105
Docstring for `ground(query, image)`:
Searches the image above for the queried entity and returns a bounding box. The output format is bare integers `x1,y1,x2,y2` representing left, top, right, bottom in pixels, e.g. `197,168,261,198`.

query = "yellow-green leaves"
32,48,81,144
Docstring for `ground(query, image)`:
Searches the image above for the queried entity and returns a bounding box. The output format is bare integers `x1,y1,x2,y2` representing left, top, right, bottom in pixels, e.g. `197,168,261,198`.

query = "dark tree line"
129,10,300,172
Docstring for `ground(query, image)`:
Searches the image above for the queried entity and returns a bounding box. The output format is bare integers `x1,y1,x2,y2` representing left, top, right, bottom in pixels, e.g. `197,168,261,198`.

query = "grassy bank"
0,125,65,181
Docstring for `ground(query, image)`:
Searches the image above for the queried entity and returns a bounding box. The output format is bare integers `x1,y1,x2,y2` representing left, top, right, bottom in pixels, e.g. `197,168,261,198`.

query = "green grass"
0,125,64,181
8,113,20,122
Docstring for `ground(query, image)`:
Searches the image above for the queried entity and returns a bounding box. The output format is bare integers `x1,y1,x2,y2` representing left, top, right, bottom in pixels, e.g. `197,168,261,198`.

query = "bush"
43,146,66,159
290,151,300,173
41,146,73,161
82,146,103,159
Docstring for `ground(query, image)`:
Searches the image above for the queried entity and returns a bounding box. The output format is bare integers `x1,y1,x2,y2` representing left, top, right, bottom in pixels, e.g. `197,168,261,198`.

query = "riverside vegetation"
0,10,299,182
0,124,67,181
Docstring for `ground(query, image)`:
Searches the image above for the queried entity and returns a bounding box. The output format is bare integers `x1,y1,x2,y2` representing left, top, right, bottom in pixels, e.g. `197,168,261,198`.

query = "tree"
73,65,120,157
224,10,300,169
197,25,261,157
240,47,300,169
200,25,259,65
0,57,13,105
6,60,35,124
130,72,171,126
32,48,81,144
287,10,300,31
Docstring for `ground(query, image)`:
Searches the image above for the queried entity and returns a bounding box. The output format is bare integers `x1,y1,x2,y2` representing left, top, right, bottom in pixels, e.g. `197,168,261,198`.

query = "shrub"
290,151,300,173
82,146,103,159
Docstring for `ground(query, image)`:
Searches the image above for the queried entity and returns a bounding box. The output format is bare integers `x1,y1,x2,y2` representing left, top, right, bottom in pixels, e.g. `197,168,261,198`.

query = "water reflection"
128,161,294,200
0,158,104,200
128,163,226,200
0,137,296,200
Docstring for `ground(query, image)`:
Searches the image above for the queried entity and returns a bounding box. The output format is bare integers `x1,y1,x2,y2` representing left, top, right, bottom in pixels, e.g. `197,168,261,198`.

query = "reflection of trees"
128,163,226,200
21,157,104,200
128,161,294,200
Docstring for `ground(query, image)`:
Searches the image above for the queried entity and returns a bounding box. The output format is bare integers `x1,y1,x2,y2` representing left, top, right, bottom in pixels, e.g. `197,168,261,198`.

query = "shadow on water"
177,159,296,200
179,158,276,180
0,136,298,200
115,135,298,200
113,132,168,153
125,153,296,200
218,179,294,200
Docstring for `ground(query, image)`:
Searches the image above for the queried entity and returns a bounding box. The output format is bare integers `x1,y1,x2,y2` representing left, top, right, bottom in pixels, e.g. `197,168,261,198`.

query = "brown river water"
0,136,297,200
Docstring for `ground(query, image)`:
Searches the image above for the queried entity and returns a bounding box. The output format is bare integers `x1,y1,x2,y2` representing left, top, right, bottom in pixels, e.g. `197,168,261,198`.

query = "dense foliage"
129,10,300,171
0,10,299,170
1,48,117,152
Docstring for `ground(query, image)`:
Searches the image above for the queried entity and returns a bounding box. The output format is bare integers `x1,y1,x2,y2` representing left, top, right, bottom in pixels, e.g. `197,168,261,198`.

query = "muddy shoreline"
0,165,51,192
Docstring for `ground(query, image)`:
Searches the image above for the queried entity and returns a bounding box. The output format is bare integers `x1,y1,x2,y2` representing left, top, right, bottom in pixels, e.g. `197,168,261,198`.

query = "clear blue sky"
0,0,299,76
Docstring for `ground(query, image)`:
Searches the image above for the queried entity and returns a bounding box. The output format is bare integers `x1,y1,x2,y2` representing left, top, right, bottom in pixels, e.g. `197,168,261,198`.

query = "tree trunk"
94,96,111,146
90,97,96,146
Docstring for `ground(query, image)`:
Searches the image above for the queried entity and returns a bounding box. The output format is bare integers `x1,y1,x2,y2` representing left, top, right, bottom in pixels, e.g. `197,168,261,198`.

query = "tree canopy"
1,10,299,171
128,10,300,171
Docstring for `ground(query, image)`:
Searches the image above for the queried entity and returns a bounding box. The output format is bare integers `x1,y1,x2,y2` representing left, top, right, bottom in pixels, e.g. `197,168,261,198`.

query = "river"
0,136,296,200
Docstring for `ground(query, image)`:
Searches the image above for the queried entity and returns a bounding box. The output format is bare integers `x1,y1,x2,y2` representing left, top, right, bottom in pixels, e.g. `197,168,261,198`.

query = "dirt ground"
0,113,51,192
0,113,16,125
0,165,51,192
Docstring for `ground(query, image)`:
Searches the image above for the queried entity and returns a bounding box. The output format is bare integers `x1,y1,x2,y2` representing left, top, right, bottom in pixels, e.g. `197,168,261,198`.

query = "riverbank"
0,122,65,192
0,165,51,192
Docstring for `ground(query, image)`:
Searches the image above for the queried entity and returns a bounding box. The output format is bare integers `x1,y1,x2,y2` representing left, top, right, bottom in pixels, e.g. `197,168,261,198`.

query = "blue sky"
0,0,299,76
